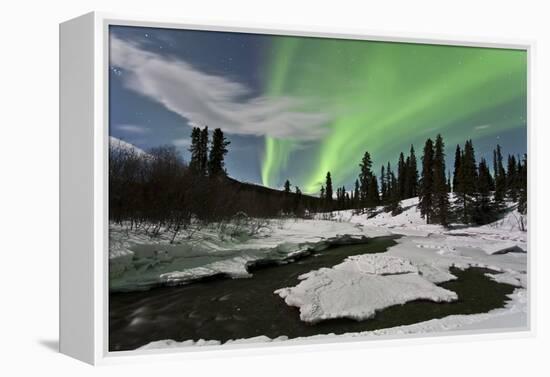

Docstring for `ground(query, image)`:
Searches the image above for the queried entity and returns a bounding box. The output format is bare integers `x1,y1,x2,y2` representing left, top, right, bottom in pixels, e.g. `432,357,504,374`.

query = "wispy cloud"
172,137,192,149
474,124,491,131
115,124,150,134
110,36,331,141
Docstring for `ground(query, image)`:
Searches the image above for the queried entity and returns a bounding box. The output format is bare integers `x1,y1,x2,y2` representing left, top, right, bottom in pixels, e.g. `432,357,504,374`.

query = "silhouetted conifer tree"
455,140,477,223
432,134,450,226
507,155,519,201
493,144,506,211
366,175,380,207
208,128,230,176
419,138,434,223
188,127,202,174
354,179,360,209
452,144,461,192
198,126,209,175
474,158,496,224
359,152,373,206
397,152,406,199
518,154,527,215
325,172,333,208
380,165,388,204
284,180,291,194
408,145,419,198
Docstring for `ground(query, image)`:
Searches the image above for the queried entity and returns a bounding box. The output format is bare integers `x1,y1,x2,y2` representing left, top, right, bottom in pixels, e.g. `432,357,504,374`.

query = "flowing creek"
109,236,516,351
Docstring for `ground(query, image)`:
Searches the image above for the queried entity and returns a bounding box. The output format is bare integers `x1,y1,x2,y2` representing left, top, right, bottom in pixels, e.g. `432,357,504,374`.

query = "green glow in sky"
261,37,526,194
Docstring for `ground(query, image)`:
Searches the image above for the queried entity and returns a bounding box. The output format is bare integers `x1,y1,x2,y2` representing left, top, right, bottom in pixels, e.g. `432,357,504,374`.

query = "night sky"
109,26,527,194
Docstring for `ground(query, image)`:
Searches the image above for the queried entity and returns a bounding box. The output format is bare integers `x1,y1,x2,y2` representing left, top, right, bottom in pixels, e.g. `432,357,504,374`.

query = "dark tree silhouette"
359,151,373,206
208,128,230,176
325,172,333,208
198,126,209,175
518,154,527,215
455,140,477,223
380,165,388,204
474,158,497,224
408,145,419,198
507,155,519,201
452,144,461,192
419,138,434,223
432,134,450,226
493,144,506,211
397,152,406,199
284,180,291,194
188,127,202,174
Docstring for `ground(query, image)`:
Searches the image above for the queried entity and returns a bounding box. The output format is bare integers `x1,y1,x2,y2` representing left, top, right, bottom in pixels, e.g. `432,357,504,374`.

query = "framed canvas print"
59,12,532,365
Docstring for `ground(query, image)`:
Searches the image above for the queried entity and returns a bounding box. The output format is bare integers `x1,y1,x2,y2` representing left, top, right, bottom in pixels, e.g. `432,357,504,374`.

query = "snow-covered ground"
276,198,527,328
275,254,458,323
109,218,386,291
111,197,528,348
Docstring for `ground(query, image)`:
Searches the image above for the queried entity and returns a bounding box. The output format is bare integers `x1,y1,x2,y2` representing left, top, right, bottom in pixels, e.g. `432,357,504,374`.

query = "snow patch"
275,254,457,323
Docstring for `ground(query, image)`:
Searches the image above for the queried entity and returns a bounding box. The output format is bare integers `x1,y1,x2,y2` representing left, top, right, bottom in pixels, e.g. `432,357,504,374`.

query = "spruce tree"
507,155,519,201
325,172,333,207
493,145,506,211
404,156,411,198
342,186,347,209
284,179,291,194
455,140,477,223
198,126,209,175
419,138,434,223
294,186,303,214
388,170,402,215
397,152,406,199
474,158,496,224
359,152,373,206
354,179,360,209
207,128,230,176
408,145,419,198
452,144,461,192
386,161,392,200
518,154,527,215
188,127,202,174
432,134,450,226
380,165,387,204
366,175,380,207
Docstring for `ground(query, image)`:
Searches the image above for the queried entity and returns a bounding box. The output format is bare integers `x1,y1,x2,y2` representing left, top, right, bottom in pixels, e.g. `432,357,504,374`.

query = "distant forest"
110,126,527,235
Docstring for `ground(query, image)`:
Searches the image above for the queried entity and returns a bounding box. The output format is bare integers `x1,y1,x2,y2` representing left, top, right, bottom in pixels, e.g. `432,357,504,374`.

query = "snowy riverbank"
109,218,388,291
110,197,527,347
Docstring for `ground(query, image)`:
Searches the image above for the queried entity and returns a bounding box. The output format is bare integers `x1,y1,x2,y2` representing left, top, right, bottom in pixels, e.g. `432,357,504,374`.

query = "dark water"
109,236,516,351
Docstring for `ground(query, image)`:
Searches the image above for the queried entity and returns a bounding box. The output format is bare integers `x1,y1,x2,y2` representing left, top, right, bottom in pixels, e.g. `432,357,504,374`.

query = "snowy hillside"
109,136,147,156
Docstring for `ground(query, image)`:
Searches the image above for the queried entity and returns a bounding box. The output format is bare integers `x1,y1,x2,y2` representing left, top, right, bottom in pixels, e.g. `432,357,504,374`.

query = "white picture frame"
59,11,534,365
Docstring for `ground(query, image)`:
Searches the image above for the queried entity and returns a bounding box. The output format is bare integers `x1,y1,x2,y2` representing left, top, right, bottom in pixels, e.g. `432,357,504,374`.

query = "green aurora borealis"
260,37,527,194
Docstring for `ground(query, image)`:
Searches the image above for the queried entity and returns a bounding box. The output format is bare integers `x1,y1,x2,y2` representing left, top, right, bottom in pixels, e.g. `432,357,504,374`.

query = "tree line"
109,126,321,239
109,125,232,238
110,126,526,232
315,134,527,226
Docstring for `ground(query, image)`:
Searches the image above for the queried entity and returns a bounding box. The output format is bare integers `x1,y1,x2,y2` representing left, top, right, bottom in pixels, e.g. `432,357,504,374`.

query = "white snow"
109,219,383,291
113,196,528,347
138,338,221,349
137,335,289,350
109,136,147,156
275,254,457,323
